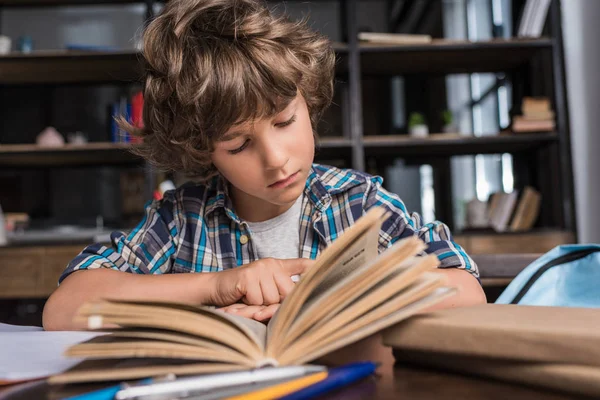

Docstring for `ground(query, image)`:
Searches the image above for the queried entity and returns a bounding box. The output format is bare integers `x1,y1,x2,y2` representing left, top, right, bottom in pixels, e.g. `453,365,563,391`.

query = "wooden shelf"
0,142,141,166
0,0,148,5
472,253,541,280
0,0,321,6
0,50,142,84
0,38,551,84
363,132,558,158
0,139,353,167
318,137,353,147
314,137,353,160
0,133,556,166
0,244,83,298
454,229,574,255
335,38,553,75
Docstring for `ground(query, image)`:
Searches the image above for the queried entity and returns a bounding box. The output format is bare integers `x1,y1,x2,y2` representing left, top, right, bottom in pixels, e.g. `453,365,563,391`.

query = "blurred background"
0,0,597,325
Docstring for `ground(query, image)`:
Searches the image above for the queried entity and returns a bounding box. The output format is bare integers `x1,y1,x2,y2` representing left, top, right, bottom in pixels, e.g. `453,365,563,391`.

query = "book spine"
110,103,120,143
131,91,144,144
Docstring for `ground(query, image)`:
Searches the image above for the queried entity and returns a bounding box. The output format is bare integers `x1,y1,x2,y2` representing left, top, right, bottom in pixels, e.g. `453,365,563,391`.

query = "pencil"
224,371,328,400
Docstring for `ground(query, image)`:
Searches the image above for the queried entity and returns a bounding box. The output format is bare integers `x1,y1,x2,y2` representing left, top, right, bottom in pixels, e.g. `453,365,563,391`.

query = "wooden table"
0,335,581,400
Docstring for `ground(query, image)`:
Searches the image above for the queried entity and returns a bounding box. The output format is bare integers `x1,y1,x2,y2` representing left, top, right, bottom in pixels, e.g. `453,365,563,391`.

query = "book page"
303,220,381,302
49,358,245,385
278,237,428,349
65,335,253,366
265,207,389,356
76,300,266,361
278,255,439,357
280,278,454,365
95,299,267,352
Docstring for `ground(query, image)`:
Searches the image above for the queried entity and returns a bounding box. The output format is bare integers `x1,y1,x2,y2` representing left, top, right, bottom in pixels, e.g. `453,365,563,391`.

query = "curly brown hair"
121,0,336,178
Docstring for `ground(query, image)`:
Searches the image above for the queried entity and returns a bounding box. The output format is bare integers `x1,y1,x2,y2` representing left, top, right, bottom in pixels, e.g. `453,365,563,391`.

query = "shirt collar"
204,174,241,223
304,165,332,212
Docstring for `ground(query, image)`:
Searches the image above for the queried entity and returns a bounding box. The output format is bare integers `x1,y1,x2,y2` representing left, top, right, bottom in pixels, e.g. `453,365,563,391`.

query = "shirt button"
239,235,249,245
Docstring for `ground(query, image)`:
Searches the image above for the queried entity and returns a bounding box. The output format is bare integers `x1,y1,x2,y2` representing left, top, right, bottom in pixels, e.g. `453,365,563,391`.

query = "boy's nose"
260,140,289,170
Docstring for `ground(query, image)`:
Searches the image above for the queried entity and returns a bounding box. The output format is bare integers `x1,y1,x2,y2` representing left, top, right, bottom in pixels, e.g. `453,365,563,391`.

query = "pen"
63,378,154,400
115,365,326,400
278,361,379,400
184,377,294,400
224,371,328,400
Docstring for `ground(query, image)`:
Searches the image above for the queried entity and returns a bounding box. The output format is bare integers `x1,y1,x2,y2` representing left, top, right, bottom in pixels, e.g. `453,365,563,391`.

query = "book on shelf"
49,207,454,385
357,32,433,45
488,186,541,233
512,117,555,132
489,191,520,232
517,0,552,38
509,186,542,232
522,97,552,114
512,96,555,132
109,91,144,144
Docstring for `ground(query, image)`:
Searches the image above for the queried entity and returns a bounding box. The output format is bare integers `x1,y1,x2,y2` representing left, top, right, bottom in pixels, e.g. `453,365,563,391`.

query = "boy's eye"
275,115,297,128
228,139,250,155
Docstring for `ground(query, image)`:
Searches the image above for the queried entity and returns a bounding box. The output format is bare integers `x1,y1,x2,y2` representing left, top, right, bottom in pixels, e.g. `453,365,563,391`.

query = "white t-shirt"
246,194,303,260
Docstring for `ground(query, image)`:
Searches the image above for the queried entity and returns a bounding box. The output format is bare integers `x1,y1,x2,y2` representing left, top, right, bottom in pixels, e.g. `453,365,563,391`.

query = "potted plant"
441,110,458,133
408,112,428,137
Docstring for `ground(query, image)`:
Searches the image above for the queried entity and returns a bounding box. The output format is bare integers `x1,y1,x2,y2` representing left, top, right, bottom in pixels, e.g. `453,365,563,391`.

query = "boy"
43,0,485,331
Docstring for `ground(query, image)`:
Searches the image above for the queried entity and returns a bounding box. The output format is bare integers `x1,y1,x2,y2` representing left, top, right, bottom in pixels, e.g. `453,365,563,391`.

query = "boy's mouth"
269,171,300,189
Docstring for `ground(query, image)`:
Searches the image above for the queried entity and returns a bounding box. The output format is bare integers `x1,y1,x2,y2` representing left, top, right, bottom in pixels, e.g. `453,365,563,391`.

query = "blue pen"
278,361,378,400
63,378,154,400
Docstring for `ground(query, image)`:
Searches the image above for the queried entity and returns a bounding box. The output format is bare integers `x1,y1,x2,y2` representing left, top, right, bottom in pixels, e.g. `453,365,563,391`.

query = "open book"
50,207,455,384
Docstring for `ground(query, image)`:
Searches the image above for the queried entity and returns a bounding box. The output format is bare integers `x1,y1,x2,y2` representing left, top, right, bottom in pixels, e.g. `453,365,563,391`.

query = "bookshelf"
0,1,575,249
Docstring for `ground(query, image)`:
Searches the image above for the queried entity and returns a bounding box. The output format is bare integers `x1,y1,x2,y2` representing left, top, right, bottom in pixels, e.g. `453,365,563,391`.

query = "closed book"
512,117,555,132
383,304,600,397
522,96,551,113
509,186,541,232
357,32,432,45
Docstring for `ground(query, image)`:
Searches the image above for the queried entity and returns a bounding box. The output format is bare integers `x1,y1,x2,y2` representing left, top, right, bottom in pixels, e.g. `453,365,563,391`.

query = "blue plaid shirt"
59,164,478,283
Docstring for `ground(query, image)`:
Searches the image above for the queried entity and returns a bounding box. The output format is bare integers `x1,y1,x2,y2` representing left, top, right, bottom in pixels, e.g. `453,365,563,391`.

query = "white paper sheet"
0,324,102,382
0,323,43,333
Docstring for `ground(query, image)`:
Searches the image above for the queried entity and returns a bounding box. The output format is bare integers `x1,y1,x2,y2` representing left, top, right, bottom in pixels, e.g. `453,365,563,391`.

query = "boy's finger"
274,272,295,299
227,305,266,318
218,303,248,312
253,304,280,322
260,275,280,305
243,276,264,305
280,258,315,276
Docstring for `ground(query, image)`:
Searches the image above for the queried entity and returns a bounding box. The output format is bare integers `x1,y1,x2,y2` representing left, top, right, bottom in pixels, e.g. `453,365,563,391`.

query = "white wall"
562,1,600,243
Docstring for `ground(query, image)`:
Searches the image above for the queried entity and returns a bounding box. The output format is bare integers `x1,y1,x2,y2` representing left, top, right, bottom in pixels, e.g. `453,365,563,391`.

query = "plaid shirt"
59,164,478,283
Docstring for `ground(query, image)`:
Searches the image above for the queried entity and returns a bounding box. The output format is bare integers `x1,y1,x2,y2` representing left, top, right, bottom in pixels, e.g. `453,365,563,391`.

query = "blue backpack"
495,244,600,307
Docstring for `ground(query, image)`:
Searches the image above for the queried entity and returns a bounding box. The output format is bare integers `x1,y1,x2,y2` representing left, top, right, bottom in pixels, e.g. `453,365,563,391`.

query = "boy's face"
211,93,315,222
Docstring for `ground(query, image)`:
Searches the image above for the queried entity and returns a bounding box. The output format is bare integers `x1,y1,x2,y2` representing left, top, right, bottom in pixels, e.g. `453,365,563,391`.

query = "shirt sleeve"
363,175,479,279
58,191,181,284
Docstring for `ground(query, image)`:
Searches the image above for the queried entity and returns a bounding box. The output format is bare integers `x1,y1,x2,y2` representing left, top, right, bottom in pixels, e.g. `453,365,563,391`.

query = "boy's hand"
210,258,313,307
218,303,280,322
